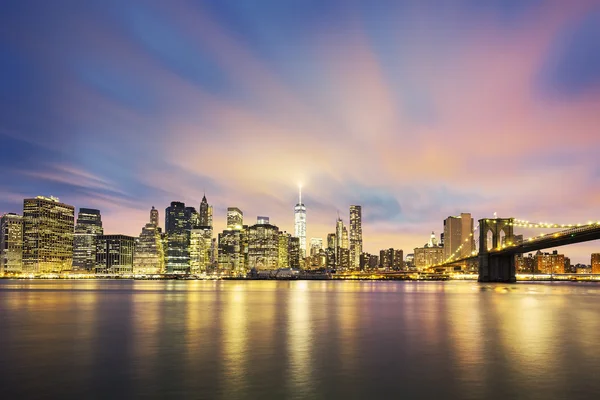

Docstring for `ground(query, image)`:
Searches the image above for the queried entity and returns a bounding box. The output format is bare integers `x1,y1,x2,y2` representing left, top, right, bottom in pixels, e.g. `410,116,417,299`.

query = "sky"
1,0,600,263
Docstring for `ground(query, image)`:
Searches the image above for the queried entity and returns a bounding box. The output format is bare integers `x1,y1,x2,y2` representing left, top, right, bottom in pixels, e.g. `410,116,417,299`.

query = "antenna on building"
298,183,302,205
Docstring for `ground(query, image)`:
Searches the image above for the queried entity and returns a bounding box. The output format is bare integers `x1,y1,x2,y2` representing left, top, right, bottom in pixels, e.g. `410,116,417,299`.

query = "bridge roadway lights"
478,253,516,283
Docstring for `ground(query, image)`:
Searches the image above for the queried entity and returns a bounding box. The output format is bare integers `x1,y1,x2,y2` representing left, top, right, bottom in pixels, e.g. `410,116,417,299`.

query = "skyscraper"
150,206,159,228
443,213,474,260
247,221,280,271
349,205,362,271
165,201,189,273
335,217,344,265
227,207,244,230
189,227,212,274
199,195,212,227
133,207,164,275
95,234,135,275
22,196,74,274
310,237,323,256
73,208,103,272
0,213,23,274
294,185,306,259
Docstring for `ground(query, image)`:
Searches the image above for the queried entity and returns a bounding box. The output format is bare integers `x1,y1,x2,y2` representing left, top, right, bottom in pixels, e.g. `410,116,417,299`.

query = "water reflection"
2,281,600,399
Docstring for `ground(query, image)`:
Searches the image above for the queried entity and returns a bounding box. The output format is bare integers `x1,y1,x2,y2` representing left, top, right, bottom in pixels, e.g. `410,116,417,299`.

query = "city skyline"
1,1,600,263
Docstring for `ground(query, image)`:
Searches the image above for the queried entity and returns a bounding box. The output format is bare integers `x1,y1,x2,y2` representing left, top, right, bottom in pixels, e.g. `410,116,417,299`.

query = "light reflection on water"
2,280,600,399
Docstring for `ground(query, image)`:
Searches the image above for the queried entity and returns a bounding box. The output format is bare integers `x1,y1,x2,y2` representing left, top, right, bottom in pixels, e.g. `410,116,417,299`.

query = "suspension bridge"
436,217,600,283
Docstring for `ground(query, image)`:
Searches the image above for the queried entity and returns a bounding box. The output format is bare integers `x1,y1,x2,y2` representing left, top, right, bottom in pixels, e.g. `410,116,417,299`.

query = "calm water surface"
1,280,600,399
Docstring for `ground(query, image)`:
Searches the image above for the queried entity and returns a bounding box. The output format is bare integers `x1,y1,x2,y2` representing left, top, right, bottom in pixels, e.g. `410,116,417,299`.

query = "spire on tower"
298,183,302,205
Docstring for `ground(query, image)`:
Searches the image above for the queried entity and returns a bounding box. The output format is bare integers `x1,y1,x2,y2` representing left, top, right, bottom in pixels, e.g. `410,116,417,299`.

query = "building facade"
0,213,23,274
73,208,103,272
22,196,74,274
165,201,190,273
534,250,565,274
414,233,444,270
227,207,244,230
96,235,135,274
189,227,212,274
349,205,362,271
592,253,600,274
247,222,280,271
133,207,164,274
294,187,307,259
443,213,474,261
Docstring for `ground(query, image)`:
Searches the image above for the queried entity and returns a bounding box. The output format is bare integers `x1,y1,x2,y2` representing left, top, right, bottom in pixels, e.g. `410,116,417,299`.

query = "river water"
1,280,599,399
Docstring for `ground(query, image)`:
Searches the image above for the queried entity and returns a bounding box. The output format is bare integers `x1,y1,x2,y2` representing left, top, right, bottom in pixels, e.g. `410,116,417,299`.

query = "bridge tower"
478,218,516,283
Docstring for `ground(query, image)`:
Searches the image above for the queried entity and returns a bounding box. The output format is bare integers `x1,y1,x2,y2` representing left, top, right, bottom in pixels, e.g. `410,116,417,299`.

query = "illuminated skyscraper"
133,207,165,275
248,222,280,271
349,205,362,271
310,237,323,256
0,213,23,274
335,217,344,265
165,201,189,273
189,227,212,274
22,196,74,274
227,207,244,230
327,233,336,250
278,232,291,268
289,236,300,269
443,213,474,260
218,229,244,274
73,208,103,272
95,234,135,275
294,185,306,259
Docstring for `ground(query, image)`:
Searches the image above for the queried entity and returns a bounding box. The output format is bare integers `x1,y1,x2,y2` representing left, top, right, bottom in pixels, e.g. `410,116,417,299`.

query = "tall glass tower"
294,185,306,259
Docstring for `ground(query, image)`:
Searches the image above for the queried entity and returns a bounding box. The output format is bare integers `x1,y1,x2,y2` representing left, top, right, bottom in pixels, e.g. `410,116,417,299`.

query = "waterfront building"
248,222,280,271
22,196,74,274
133,207,165,274
516,254,535,273
227,207,244,230
443,213,474,261
218,229,244,274
349,205,362,271
165,202,190,273
0,213,23,274
278,232,290,268
73,208,103,272
185,206,200,230
414,232,444,270
189,227,212,274
310,237,323,256
95,234,135,274
294,186,307,259
534,250,565,274
592,253,600,274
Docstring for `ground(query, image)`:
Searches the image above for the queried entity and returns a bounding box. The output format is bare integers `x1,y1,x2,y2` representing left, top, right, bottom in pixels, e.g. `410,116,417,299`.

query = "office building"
516,254,535,273
443,213,474,261
189,227,212,274
257,216,270,225
22,196,74,274
310,237,323,256
165,202,190,273
349,205,362,271
247,222,280,271
294,186,307,259
327,233,336,251
133,207,164,274
289,236,300,269
278,232,291,268
95,234,135,274
335,217,344,265
414,232,444,270
227,207,244,230
218,229,244,274
73,208,103,272
1,213,23,274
